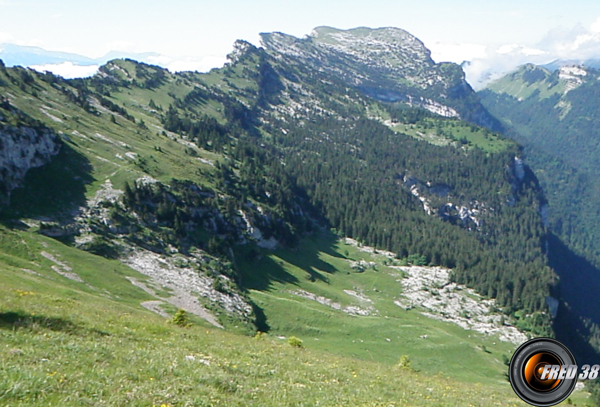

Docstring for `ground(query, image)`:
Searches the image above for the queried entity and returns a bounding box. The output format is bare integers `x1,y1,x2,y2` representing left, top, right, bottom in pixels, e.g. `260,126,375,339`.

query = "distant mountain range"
0,43,160,69
541,58,600,72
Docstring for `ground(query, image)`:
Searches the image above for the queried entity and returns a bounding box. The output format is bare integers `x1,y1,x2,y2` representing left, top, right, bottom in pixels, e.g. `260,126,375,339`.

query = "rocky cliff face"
262,26,445,90
402,175,488,230
0,125,60,204
260,26,502,131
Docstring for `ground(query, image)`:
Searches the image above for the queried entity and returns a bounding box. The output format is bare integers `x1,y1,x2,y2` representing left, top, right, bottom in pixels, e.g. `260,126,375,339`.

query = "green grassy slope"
366,103,511,152
484,64,565,100
240,234,516,385
0,226,591,406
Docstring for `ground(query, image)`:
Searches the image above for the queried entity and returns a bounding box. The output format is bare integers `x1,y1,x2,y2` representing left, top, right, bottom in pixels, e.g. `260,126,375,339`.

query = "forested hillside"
480,64,600,265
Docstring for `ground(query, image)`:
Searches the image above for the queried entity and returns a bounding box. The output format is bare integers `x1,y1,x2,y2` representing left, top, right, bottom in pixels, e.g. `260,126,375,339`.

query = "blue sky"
2,0,600,86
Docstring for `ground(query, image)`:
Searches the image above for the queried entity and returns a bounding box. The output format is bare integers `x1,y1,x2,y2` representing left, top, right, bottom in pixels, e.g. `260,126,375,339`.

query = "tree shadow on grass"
315,231,349,261
235,232,351,333
251,302,270,333
0,311,109,336
237,248,300,291
236,231,347,291
273,233,342,283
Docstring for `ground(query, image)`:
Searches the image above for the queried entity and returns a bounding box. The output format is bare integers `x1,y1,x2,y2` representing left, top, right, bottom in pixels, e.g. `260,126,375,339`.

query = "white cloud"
427,41,549,89
18,38,46,48
87,41,142,59
590,16,600,33
458,47,553,90
496,44,517,55
0,31,14,43
496,44,546,57
428,42,487,63
0,35,48,49
448,14,600,89
521,47,547,57
146,54,227,73
29,62,99,79
536,19,600,61
103,41,137,53
145,54,172,66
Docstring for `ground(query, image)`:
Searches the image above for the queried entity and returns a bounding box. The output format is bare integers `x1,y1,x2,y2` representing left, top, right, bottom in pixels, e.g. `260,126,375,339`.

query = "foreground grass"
1,280,527,407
